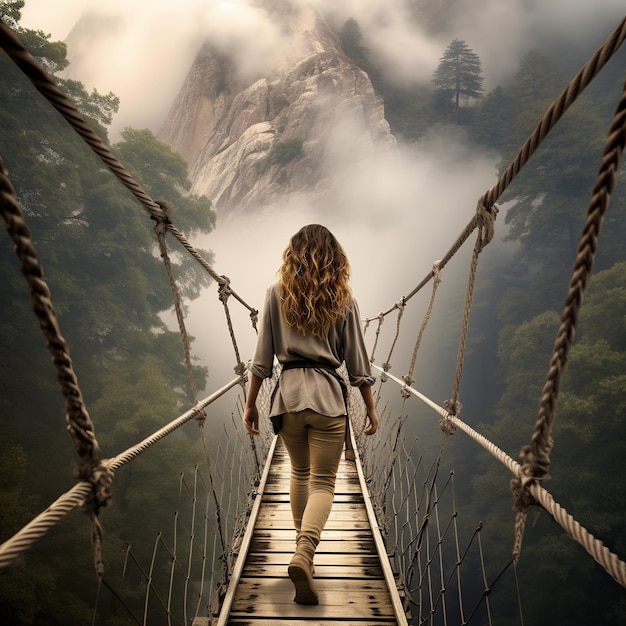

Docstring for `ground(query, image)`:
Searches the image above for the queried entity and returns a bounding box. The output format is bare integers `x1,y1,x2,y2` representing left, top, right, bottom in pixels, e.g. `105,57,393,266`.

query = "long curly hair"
279,224,352,338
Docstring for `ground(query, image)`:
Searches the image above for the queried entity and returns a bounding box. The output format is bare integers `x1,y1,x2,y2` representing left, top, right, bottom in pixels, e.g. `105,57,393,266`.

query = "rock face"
158,6,396,214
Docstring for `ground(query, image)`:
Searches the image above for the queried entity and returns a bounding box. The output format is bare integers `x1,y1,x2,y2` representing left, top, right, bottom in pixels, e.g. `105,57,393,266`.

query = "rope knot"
432,260,442,286
440,397,461,435
218,277,232,304
249,308,259,331
152,200,173,235
475,197,498,250
439,415,457,435
81,459,114,517
234,361,246,377
400,386,411,400
443,397,462,418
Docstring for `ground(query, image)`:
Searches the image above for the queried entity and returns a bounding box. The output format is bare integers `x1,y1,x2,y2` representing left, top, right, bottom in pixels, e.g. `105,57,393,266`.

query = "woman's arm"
243,373,263,435
359,384,379,435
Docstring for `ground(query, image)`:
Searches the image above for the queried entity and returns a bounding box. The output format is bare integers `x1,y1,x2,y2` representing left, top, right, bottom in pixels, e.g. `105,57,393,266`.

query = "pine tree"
432,39,484,123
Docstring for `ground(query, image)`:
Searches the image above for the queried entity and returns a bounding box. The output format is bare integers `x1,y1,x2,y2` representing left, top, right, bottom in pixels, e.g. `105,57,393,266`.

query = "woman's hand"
243,373,263,435
364,407,379,435
359,384,379,435
243,405,260,435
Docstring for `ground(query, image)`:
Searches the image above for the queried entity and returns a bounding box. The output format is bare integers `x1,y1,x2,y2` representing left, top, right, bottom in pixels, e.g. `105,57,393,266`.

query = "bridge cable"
511,63,626,561
0,19,258,323
0,154,112,577
363,14,626,326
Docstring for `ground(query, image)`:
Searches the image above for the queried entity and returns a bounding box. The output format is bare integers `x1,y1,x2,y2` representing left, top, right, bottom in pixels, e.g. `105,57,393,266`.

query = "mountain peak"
158,6,396,214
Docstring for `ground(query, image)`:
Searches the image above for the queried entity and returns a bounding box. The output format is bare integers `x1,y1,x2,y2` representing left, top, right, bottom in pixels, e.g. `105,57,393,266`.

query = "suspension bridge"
1,13,626,626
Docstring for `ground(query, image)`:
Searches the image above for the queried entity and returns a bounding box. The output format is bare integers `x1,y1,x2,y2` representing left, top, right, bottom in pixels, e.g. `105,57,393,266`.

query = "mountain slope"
158,5,396,214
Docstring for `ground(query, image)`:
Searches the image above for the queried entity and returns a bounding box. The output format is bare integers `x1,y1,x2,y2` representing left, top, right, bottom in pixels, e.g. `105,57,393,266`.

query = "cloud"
15,0,624,384
19,0,626,137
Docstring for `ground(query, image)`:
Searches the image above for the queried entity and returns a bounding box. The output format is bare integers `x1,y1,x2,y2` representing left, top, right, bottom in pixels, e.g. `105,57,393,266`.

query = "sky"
15,0,626,386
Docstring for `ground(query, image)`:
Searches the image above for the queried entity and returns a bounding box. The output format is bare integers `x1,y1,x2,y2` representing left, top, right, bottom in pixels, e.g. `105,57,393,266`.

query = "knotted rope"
401,261,442,399
511,72,626,560
0,19,259,323
381,297,406,373
443,199,498,428
0,155,113,577
369,312,386,365
153,201,206,421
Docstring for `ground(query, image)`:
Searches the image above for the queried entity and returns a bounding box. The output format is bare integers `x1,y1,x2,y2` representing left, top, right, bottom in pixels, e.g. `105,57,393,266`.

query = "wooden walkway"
210,435,408,625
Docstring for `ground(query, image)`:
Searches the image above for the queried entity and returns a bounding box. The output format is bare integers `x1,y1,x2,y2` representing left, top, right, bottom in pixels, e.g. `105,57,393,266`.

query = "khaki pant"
279,409,347,546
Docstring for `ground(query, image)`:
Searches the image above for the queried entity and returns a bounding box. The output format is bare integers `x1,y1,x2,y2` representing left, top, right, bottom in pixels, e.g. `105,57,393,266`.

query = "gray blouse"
250,282,375,418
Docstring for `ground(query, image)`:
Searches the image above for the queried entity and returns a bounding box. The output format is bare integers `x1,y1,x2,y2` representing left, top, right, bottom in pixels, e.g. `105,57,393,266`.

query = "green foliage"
338,18,369,69
0,0,24,23
432,39,484,124
0,10,216,623
256,137,303,173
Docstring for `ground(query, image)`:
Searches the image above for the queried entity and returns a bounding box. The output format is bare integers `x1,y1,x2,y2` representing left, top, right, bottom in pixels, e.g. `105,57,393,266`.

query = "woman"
243,224,379,606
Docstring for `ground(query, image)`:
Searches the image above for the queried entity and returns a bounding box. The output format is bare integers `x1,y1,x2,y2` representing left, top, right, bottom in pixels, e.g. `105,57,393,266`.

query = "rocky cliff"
158,5,396,215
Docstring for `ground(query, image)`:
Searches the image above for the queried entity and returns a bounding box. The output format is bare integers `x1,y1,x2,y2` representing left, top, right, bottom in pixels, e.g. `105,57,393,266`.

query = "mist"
20,0,626,138
17,0,626,387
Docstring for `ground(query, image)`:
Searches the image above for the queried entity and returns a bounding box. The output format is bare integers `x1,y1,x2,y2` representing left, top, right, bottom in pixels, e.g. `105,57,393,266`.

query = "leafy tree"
471,85,516,149
471,262,626,625
432,39,484,124
507,49,564,110
0,8,216,623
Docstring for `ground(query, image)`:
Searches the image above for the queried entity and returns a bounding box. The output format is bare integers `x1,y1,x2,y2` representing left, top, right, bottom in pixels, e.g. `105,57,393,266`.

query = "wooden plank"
248,538,377,554
230,578,396,619
215,436,406,626
262,493,364,503
252,529,375,541
224,617,395,626
245,552,382,568
256,516,370,537
242,563,384,579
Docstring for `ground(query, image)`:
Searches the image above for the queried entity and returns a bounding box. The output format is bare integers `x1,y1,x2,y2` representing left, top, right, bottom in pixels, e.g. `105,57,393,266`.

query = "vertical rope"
402,261,442,396
0,154,112,576
443,200,498,429
382,298,406,373
369,312,386,364
218,278,247,379
511,77,626,559
153,203,205,419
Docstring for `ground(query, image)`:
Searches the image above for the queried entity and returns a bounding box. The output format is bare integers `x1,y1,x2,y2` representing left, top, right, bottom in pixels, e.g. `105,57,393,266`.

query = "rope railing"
363,14,626,325
372,364,626,588
0,19,258,321
0,376,243,572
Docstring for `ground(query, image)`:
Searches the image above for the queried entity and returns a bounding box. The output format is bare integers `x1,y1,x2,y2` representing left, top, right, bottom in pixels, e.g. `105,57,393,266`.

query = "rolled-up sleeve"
343,299,375,387
250,287,275,379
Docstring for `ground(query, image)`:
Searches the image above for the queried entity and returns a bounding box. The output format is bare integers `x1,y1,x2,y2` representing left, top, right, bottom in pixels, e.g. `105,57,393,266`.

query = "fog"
17,0,626,389
20,0,625,139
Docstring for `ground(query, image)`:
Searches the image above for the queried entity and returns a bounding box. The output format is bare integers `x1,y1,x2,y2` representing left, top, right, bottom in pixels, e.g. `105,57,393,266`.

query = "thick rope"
481,15,626,208
363,15,626,326
511,73,626,552
0,377,243,572
0,20,259,323
0,155,112,576
368,312,386,364
153,202,205,420
374,365,626,587
218,279,247,379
